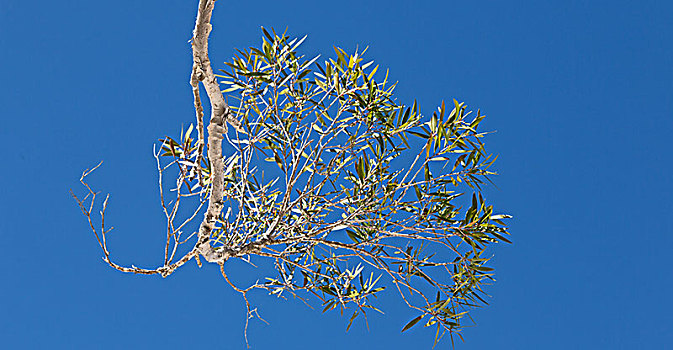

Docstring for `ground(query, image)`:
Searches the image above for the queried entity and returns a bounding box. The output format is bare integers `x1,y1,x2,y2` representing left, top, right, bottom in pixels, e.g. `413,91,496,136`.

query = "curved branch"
191,0,244,263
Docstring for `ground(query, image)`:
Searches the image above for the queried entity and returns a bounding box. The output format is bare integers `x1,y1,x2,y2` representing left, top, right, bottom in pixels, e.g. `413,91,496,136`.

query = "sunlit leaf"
402,315,423,332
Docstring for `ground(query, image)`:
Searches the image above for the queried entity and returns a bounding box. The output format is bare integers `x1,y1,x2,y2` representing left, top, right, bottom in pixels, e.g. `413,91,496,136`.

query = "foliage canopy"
73,8,510,346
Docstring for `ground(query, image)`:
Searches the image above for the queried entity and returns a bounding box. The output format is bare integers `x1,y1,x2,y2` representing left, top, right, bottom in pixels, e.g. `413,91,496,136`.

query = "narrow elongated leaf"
273,150,284,172
402,315,423,332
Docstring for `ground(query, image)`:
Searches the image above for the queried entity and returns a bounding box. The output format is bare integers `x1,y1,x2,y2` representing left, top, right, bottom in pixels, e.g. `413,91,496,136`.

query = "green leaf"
273,150,284,172
490,231,512,244
320,286,336,297
322,299,335,312
407,130,429,139
261,26,274,42
334,46,347,66
490,214,513,220
438,298,452,312
356,158,365,180
222,85,243,93
474,265,494,272
184,124,194,142
312,124,324,134
401,315,423,332
470,109,486,129
346,310,359,332
414,185,422,201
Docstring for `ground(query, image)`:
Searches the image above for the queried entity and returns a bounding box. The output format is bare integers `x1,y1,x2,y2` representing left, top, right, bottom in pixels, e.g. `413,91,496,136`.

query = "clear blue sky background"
1,1,671,349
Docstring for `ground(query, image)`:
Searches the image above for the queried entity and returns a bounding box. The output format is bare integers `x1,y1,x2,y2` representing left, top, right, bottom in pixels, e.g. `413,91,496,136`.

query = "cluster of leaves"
159,124,211,191
157,28,510,345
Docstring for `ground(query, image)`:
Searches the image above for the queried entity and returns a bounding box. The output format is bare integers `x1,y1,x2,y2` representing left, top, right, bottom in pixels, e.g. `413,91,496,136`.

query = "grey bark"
188,0,250,267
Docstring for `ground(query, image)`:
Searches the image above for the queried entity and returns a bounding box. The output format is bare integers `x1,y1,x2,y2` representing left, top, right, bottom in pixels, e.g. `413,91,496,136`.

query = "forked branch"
73,0,511,346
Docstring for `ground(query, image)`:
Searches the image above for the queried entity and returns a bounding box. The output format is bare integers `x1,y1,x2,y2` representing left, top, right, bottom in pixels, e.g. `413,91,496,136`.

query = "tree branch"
191,0,243,264
73,3,511,344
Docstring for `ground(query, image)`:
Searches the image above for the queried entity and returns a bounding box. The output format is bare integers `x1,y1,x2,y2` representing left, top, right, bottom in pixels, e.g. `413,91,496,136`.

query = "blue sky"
1,0,672,349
